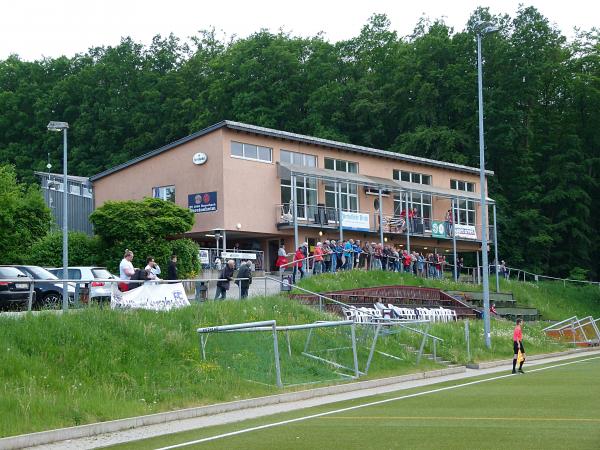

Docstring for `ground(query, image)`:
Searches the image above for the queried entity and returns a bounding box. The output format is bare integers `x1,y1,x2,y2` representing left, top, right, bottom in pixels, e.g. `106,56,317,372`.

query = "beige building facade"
91,121,496,271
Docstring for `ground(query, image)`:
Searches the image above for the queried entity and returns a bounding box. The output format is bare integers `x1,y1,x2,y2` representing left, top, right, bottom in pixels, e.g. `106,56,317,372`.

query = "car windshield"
91,268,114,279
0,267,27,278
21,266,59,280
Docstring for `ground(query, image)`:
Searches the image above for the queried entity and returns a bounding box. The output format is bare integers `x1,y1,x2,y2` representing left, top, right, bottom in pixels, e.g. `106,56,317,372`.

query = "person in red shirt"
292,247,305,284
512,319,526,374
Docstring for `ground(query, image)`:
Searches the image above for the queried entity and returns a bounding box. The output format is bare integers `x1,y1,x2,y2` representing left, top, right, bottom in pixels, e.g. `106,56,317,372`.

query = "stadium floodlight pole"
47,121,69,312
476,22,497,349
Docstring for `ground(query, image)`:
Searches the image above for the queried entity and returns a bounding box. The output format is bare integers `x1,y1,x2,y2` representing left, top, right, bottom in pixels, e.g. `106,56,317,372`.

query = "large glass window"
280,150,318,219
231,141,272,163
456,199,476,225
394,193,432,220
152,185,175,202
393,170,432,185
324,158,359,212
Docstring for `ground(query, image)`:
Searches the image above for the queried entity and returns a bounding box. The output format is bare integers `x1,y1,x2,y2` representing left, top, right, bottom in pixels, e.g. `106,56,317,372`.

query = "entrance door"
268,239,280,272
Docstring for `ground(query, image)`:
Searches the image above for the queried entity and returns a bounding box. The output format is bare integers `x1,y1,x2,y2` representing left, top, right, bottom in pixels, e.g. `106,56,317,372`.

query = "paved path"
29,349,600,449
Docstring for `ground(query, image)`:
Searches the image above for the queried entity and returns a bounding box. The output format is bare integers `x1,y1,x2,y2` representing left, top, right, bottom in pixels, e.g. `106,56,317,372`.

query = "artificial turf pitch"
110,356,600,449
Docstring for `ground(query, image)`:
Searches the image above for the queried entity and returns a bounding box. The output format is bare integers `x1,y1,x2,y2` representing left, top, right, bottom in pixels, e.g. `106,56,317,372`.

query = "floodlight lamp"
476,21,498,35
47,121,69,131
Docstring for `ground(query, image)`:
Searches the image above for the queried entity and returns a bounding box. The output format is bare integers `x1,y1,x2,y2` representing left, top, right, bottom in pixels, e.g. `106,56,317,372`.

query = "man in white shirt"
145,257,161,281
119,249,135,291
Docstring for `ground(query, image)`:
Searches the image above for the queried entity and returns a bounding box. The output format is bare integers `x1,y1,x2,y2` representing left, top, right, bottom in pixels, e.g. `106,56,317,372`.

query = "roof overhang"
278,162,494,204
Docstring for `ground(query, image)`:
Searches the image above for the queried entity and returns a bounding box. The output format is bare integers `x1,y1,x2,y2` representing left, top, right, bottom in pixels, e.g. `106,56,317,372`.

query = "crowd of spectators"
276,240,452,282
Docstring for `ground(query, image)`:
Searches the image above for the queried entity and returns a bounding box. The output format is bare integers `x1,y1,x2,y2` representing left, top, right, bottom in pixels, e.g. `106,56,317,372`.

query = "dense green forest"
0,6,598,280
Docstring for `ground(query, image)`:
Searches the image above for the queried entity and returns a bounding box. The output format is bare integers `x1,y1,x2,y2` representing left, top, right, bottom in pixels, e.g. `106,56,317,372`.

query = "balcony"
275,203,494,242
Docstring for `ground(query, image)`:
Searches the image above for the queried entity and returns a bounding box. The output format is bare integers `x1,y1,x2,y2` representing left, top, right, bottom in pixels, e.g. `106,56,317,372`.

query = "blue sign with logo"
188,191,217,213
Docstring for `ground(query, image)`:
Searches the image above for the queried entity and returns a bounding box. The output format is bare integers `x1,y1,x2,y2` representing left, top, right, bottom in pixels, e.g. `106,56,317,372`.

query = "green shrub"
27,231,100,267
170,238,200,278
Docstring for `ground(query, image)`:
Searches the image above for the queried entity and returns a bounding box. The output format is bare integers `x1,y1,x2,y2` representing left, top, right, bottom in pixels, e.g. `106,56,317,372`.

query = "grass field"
108,355,600,449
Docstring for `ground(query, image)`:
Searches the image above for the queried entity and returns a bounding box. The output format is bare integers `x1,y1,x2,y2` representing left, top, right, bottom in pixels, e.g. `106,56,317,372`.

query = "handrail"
265,275,444,342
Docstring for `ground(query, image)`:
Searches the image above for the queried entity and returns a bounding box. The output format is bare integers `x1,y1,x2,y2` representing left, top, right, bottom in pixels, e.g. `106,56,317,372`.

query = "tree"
0,164,51,263
27,231,99,267
89,198,198,276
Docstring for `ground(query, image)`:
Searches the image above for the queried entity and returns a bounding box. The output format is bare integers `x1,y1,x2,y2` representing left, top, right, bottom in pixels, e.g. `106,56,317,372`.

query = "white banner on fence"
221,252,257,260
341,211,370,231
454,224,478,240
111,282,190,311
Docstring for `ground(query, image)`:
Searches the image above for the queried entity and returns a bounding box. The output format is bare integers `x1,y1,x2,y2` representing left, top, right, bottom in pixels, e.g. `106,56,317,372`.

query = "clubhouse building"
90,121,497,271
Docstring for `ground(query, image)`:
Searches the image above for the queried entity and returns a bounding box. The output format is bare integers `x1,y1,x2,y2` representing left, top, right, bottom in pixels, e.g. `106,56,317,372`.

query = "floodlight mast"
476,21,497,349
47,121,69,312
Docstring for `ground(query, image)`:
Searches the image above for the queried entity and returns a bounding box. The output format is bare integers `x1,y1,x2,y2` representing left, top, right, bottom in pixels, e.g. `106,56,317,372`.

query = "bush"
170,238,200,278
27,232,100,267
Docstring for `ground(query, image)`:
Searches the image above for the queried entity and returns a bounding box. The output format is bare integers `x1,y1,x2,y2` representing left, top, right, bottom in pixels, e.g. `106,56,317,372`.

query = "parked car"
11,265,75,309
47,267,116,302
0,266,34,309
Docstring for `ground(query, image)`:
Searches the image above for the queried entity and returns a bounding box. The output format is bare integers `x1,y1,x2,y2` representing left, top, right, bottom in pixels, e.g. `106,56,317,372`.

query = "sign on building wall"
188,191,217,213
431,221,448,238
341,211,370,231
199,249,210,264
454,224,477,240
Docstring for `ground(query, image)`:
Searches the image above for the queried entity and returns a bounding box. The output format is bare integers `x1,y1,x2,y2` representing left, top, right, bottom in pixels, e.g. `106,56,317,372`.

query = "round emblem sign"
192,152,208,165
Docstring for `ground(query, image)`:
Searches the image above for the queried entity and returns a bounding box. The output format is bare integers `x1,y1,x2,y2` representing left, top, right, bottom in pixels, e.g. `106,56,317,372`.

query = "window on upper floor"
231,141,272,163
393,170,432,185
450,179,476,192
280,150,318,219
324,157,359,212
152,185,175,202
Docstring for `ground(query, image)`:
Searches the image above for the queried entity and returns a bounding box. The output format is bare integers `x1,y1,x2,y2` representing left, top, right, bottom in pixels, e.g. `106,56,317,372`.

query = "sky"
0,0,597,61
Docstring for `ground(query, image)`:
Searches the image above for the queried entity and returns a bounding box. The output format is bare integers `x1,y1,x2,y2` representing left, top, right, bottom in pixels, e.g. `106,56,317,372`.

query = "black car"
0,266,33,309
11,265,75,308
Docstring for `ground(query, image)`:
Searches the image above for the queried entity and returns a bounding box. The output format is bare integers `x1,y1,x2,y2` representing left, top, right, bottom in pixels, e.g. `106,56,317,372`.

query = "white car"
47,267,116,302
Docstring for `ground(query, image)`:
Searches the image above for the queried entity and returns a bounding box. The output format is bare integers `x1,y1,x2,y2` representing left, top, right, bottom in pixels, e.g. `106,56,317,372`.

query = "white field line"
155,356,600,449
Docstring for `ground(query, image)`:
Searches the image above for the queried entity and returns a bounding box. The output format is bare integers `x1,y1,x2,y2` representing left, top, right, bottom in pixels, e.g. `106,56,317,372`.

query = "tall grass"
0,296,436,437
296,271,600,320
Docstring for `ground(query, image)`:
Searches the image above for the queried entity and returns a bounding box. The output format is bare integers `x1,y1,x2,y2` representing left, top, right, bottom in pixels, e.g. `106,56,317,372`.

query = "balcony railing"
276,203,494,241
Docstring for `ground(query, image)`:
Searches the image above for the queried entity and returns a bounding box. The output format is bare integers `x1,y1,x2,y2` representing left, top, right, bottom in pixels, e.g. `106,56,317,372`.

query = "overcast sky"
1,0,597,61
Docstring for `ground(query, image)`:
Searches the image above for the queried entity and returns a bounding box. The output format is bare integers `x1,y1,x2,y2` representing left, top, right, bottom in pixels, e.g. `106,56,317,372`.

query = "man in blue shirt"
343,239,354,270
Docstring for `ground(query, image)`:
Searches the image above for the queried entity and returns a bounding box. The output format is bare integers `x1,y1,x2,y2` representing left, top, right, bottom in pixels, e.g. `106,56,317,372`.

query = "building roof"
278,162,494,204
35,171,91,184
90,120,494,182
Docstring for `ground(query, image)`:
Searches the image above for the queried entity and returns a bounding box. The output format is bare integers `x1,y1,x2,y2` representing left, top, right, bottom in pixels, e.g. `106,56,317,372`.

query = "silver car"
47,267,116,302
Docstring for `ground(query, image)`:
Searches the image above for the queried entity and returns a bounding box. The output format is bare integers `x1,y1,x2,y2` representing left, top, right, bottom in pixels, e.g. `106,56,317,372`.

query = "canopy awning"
278,162,494,204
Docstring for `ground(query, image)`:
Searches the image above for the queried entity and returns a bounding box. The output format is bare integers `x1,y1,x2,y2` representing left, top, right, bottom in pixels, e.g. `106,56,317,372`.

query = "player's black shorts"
513,341,525,354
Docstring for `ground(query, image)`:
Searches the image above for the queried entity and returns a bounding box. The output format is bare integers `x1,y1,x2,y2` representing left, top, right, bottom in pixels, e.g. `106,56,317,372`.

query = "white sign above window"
192,152,208,165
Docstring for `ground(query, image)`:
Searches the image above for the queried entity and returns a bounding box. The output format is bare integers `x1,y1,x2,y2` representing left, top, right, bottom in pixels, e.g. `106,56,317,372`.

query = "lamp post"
476,22,497,349
47,121,69,311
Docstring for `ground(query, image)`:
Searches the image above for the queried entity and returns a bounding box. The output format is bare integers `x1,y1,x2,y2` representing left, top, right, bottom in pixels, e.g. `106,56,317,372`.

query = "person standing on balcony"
445,209,454,237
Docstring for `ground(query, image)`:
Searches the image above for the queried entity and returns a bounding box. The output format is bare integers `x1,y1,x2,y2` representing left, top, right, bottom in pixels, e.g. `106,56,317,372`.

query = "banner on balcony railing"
221,252,257,260
111,282,190,311
431,221,449,238
341,211,370,231
454,224,477,240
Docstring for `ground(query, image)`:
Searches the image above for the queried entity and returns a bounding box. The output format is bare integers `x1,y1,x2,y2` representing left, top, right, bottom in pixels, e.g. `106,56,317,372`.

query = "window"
152,185,175,202
456,199,476,225
70,184,81,196
280,150,318,219
393,170,432,185
231,141,272,163
394,193,432,221
82,186,93,198
324,158,359,212
450,179,475,192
